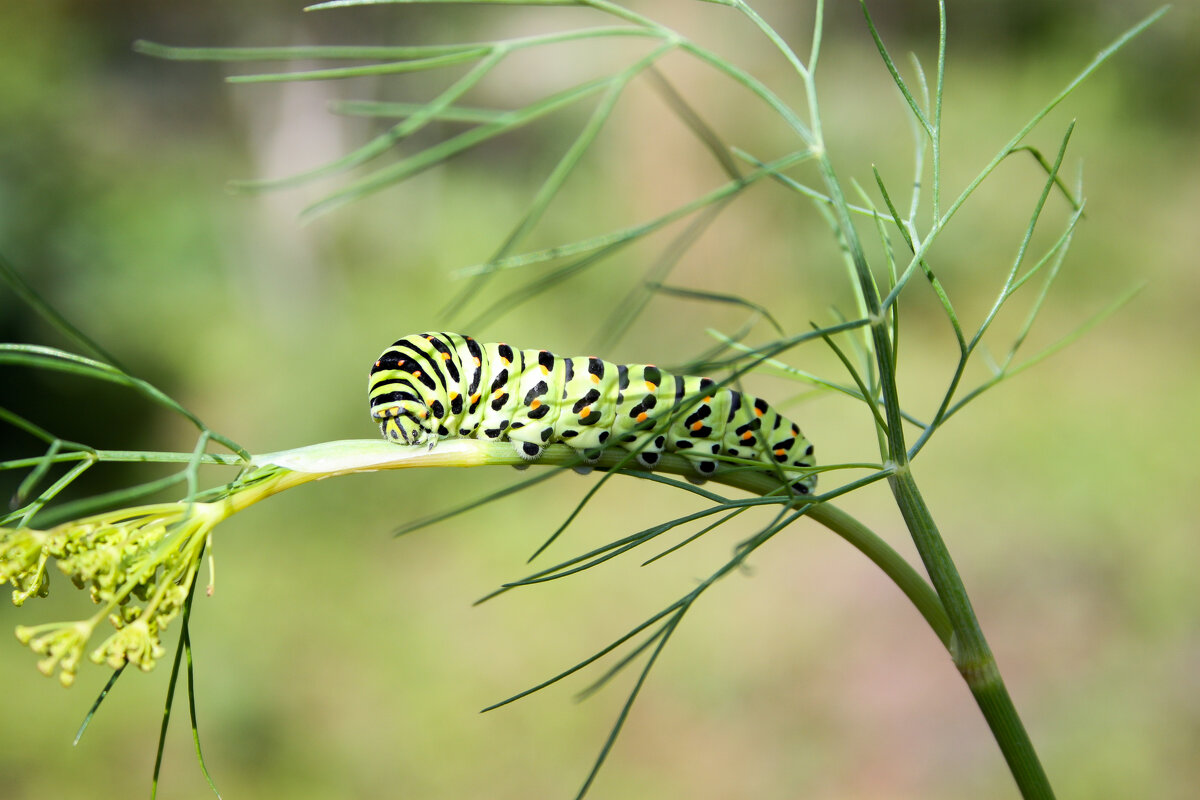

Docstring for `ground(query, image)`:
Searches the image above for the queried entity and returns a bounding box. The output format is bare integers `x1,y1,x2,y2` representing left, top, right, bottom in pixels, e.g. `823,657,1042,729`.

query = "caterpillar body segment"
368,332,816,494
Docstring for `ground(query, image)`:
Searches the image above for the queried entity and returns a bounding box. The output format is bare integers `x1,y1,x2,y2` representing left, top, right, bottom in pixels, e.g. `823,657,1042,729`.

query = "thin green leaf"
611,469,732,504
461,239,627,330
233,51,505,193
134,39,486,62
880,5,1169,314
444,42,674,318
569,504,811,798
970,121,1076,353
1,450,242,473
939,284,1144,426
392,466,566,537
302,74,615,217
915,122,1081,454
592,198,732,352
586,62,745,350
29,472,190,529
480,496,789,604
871,166,965,352
858,0,932,136
480,601,682,713
808,0,825,72
526,456,631,562
650,285,784,336
0,345,248,460
640,506,749,566
573,622,683,795
1008,144,1084,212
815,323,888,438
184,626,222,799
73,666,125,746
1002,214,1084,370
933,2,947,219
727,0,811,82
851,176,901,390
184,431,212,507
153,612,187,798
6,458,94,530
14,440,63,506
0,406,71,447
329,100,507,124
309,0,581,9
226,49,490,84
904,50,931,222
702,330,929,430
732,148,885,222
151,571,210,799
573,615,677,704
453,149,813,278
0,252,126,370
643,66,740,180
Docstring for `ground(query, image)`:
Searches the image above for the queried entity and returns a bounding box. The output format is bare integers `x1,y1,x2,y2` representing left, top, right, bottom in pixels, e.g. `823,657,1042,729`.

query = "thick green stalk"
806,62,1056,798
890,466,1054,799
253,439,952,645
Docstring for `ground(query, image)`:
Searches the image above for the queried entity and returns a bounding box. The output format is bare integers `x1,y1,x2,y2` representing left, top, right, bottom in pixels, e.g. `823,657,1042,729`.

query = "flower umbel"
1,502,225,686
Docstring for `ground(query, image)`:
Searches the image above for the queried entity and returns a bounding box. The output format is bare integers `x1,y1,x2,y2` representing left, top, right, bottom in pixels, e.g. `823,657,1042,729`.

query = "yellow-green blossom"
1,464,300,686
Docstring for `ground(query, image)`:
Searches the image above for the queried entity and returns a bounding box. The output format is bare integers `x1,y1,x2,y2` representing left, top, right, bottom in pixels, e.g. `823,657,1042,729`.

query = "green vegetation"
1,2,1194,799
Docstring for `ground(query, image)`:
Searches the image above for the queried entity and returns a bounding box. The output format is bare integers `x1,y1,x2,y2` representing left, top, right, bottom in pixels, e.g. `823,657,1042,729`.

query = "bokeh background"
1,1,1197,798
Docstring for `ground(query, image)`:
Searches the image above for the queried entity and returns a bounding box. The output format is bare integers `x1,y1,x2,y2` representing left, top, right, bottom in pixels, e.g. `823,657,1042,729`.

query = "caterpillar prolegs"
368,332,816,495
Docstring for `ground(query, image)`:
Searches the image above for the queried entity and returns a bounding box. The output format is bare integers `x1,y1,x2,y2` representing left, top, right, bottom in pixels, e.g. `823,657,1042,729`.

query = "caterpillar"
368,332,816,495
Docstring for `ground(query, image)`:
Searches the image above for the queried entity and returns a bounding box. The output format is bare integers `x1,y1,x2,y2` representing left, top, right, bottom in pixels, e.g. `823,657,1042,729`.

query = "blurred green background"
1,1,1197,798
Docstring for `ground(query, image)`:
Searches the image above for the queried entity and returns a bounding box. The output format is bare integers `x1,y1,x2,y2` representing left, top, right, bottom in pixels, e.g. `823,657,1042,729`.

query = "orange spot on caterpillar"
638,412,650,422
374,360,381,367
645,381,657,391
493,389,504,399
473,357,481,367
471,392,481,403
703,396,712,403
412,370,422,378
541,366,549,375
441,352,450,360
774,448,786,456
590,374,600,384
692,421,704,431
754,406,764,417
580,406,591,418
530,399,542,410
448,392,458,400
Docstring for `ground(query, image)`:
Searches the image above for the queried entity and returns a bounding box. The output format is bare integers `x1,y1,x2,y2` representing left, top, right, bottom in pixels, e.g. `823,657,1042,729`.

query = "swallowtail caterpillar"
368,332,816,494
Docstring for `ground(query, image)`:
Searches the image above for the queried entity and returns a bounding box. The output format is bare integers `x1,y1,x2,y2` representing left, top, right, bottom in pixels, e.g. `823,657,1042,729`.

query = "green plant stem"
250,439,951,646
795,11,1056,789
889,465,1053,799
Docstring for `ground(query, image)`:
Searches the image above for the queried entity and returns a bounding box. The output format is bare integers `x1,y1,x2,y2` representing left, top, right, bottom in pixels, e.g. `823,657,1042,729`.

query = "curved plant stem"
249,439,952,646
890,466,1054,798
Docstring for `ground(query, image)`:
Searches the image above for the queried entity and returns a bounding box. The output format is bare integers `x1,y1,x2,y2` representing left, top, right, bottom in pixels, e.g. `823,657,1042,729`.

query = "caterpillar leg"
621,432,667,469
689,442,722,480
510,439,541,470
514,441,543,460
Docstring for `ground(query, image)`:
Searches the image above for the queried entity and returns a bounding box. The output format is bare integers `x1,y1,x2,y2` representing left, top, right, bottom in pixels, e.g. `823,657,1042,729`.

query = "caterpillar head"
372,400,433,446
